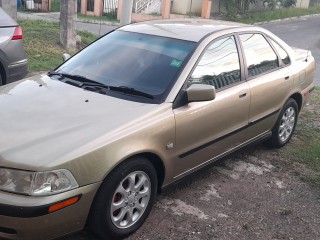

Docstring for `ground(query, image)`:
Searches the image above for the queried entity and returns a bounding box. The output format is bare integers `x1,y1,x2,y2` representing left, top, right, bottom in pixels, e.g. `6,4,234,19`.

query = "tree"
60,0,76,50
224,0,257,19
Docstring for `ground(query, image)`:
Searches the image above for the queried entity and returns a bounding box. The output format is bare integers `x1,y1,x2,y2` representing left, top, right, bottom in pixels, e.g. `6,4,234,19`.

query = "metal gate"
18,0,61,12
103,0,118,19
18,0,49,12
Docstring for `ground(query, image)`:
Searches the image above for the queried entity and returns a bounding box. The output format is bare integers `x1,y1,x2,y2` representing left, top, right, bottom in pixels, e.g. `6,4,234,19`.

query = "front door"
173,35,250,179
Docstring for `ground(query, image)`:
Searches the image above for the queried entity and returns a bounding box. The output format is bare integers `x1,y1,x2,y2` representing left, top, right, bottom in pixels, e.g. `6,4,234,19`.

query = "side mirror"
62,53,71,62
186,84,216,102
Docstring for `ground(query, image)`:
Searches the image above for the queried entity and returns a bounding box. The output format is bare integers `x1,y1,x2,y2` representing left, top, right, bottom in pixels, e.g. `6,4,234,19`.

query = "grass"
51,0,60,12
236,6,320,24
77,13,119,23
278,87,320,184
19,19,98,72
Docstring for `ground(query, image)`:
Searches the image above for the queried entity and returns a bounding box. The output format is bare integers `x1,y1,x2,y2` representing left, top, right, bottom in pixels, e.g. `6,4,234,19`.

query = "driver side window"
188,36,241,90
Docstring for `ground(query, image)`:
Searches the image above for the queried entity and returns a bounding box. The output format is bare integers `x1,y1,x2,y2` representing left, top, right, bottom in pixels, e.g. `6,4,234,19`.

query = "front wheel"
89,157,157,239
270,98,298,148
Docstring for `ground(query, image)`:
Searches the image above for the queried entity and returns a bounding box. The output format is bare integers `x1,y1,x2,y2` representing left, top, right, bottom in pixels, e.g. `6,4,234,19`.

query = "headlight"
0,168,79,196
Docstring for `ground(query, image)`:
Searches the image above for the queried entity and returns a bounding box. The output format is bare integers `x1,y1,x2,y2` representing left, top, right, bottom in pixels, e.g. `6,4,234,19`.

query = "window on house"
87,0,94,11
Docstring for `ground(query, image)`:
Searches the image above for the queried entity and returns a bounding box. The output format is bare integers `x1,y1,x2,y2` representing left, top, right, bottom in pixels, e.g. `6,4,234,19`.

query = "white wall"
171,0,202,15
296,0,310,8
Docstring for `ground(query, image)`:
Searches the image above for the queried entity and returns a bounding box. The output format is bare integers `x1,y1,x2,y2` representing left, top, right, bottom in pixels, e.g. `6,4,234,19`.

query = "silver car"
0,7,28,85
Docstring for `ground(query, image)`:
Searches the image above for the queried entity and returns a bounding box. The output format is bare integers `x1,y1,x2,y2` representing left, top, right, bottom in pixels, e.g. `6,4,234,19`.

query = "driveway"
66,144,320,240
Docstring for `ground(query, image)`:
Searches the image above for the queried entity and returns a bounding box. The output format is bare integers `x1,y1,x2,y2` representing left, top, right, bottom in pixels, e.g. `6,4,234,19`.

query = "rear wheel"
270,98,298,148
89,157,157,239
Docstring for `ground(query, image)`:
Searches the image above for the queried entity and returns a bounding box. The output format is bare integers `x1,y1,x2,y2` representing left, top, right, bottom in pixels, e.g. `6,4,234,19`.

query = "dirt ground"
69,144,320,240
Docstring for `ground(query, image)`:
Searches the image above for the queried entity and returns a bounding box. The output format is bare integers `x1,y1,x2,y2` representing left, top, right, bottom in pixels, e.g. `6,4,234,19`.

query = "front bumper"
0,182,101,240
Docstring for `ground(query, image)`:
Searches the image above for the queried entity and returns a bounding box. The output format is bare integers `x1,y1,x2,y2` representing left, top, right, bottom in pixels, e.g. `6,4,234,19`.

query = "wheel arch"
0,60,7,85
288,93,303,112
137,152,166,193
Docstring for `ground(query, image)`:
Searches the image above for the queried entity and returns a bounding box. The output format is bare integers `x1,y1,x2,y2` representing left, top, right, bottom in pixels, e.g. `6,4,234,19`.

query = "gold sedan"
0,19,315,240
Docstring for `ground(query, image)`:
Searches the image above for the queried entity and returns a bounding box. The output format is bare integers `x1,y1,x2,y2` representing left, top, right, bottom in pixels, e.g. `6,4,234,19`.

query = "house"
77,0,311,20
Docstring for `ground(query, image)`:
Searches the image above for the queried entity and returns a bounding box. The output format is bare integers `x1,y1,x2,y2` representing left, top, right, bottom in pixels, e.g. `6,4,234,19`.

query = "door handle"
285,76,290,80
239,93,247,98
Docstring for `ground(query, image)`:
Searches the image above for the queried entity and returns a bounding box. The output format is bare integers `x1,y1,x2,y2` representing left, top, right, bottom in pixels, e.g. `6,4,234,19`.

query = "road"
262,15,320,84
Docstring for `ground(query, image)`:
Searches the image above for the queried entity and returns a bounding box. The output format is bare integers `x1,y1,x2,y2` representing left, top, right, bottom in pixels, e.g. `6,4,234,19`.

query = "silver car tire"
270,98,299,148
89,157,158,239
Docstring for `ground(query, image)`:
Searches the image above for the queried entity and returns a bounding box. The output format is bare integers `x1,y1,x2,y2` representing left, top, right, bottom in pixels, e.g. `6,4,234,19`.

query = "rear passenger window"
240,34,279,78
268,38,291,65
188,36,241,90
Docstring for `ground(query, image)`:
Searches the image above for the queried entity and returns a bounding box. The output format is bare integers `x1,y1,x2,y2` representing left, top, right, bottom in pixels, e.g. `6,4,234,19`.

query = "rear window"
0,8,17,27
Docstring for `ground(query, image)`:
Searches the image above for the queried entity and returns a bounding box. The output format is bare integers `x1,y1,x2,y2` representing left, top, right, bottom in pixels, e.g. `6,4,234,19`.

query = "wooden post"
94,0,103,16
161,0,171,19
81,0,87,14
201,0,212,19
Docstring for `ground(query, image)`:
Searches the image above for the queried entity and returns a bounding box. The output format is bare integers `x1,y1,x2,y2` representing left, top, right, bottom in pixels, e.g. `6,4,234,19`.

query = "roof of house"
119,19,250,42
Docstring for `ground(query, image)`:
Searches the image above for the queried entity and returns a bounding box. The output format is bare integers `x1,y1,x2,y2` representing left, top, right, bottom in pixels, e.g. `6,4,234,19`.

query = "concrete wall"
171,0,202,15
296,0,310,8
0,0,17,20
211,0,225,14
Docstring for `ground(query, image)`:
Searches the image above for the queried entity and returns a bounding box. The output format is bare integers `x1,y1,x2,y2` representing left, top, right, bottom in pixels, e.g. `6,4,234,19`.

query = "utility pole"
120,0,134,25
60,0,77,50
0,0,17,20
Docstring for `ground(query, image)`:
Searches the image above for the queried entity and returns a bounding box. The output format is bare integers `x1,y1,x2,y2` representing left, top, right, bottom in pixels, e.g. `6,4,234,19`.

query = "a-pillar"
161,0,171,19
201,0,212,19
60,0,77,50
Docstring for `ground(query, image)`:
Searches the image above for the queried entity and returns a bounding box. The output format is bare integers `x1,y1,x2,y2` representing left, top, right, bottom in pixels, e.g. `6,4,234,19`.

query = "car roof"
0,7,18,27
119,19,250,42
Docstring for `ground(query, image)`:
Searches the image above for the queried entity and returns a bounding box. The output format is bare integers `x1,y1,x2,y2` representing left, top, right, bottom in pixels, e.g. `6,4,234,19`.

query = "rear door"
173,35,251,179
238,33,292,134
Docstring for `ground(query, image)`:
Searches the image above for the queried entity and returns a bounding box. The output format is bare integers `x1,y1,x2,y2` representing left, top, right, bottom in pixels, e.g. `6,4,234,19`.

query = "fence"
102,0,118,18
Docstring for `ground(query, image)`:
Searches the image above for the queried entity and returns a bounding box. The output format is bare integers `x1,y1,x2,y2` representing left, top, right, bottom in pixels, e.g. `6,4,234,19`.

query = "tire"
0,72,3,86
89,157,158,240
270,98,298,148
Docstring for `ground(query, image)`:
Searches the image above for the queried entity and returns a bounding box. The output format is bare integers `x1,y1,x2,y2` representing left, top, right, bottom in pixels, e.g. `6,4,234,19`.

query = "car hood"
0,75,160,170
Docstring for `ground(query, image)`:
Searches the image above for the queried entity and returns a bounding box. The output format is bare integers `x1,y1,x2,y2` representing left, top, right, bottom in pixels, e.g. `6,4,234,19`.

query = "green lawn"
237,6,320,23
278,87,320,184
19,19,98,72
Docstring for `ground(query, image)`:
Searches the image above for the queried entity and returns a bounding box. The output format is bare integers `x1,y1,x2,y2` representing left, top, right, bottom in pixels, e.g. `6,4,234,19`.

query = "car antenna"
305,49,310,62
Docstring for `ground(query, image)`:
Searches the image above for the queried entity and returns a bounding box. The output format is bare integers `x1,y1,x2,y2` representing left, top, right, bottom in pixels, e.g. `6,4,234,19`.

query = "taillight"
12,26,23,40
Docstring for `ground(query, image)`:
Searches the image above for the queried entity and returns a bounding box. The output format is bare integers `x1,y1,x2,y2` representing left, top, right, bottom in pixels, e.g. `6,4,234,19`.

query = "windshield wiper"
48,72,154,99
109,86,154,99
48,71,104,86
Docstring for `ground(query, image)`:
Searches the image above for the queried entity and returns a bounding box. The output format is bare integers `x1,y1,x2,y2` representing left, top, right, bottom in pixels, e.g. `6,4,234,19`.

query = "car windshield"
56,30,195,101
